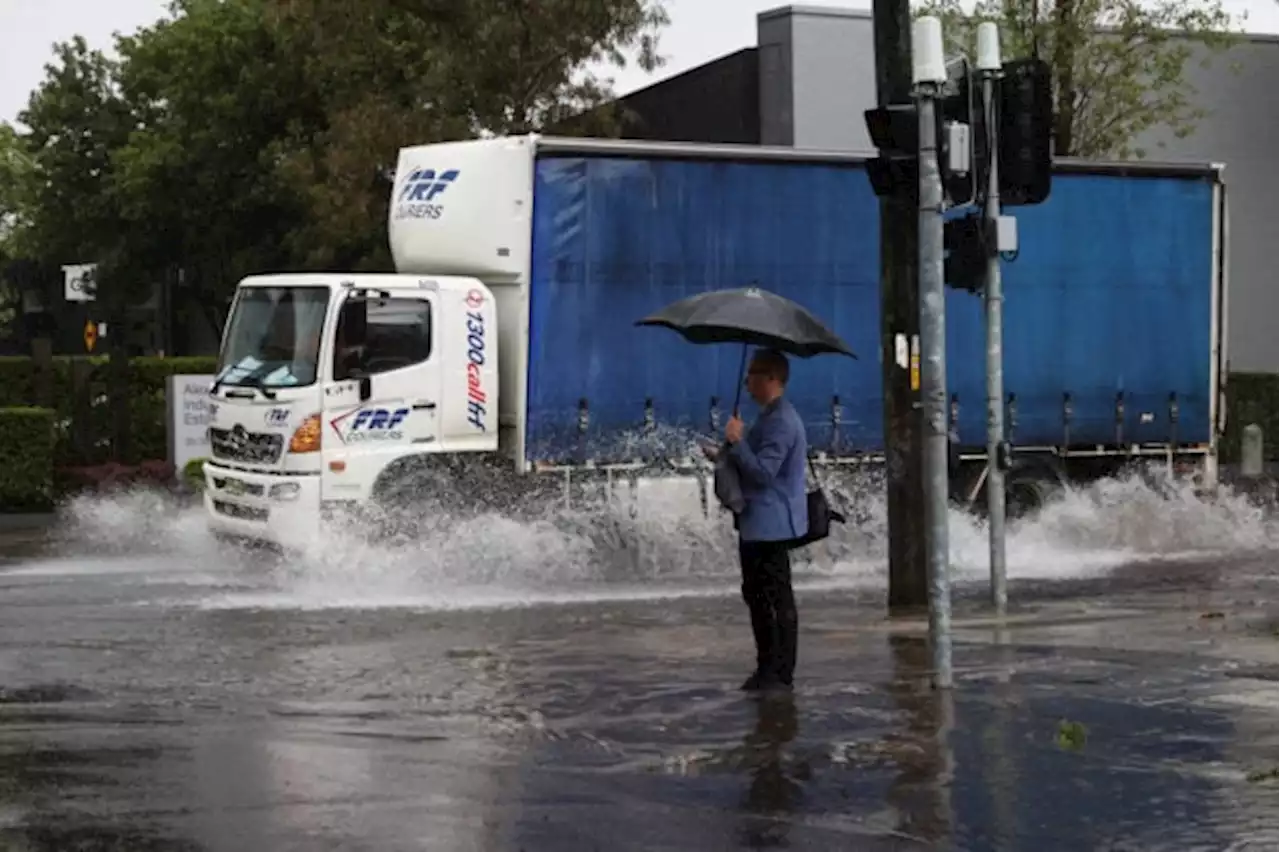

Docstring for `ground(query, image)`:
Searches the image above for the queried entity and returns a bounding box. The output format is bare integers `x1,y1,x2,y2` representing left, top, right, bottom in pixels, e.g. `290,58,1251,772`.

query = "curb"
0,513,58,533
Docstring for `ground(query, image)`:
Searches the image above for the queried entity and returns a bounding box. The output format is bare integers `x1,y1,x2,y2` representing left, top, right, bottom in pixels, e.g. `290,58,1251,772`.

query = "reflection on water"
885,635,956,847
738,693,803,848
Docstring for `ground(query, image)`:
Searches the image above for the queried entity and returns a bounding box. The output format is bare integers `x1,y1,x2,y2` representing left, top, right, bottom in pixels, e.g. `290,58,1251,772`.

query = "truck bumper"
203,462,321,549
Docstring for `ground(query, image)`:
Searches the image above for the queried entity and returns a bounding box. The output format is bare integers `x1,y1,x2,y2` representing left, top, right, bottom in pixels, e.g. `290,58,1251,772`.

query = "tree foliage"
262,0,668,267
916,0,1238,158
0,122,37,257
8,0,668,333
0,122,34,335
111,0,320,328
18,38,136,270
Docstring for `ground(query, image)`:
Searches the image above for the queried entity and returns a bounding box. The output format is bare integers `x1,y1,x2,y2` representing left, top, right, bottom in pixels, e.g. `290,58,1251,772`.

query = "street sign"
84,319,98,352
63,263,97,302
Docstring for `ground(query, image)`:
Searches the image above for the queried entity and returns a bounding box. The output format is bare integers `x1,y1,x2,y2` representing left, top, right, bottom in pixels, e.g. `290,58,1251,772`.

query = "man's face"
744,360,781,405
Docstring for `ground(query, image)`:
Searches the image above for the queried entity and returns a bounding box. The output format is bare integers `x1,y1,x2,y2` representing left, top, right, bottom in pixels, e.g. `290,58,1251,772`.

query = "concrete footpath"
0,513,56,531
0,513,56,551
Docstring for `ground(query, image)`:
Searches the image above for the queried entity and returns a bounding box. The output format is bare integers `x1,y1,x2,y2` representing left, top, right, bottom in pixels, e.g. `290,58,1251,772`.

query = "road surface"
0,481,1275,851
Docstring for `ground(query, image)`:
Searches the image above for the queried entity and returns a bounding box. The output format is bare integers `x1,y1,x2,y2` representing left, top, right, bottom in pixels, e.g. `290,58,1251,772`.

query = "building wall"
1132,34,1278,373
756,9,795,145
610,48,762,145
760,5,879,151
754,4,1278,372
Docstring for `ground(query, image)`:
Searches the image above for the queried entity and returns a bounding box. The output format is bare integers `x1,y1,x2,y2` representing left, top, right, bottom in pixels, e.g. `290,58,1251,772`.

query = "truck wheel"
369,454,546,529
1003,458,1068,520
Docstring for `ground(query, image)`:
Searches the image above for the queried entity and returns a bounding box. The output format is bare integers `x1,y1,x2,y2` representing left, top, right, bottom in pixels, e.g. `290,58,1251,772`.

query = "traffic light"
943,212,986,293
999,57,1053,207
864,104,919,198
863,78,979,206
938,59,982,207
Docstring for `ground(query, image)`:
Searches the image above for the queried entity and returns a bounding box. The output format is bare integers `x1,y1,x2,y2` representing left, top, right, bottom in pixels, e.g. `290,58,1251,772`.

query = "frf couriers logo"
329,407,410,444
392,167,459,220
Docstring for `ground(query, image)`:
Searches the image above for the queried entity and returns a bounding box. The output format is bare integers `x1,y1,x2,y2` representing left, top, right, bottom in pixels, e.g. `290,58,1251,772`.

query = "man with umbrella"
723,347,809,692
637,286,855,694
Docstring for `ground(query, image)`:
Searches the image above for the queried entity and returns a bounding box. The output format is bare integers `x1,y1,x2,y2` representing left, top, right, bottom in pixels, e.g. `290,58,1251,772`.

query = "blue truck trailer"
204,135,1226,541
512,138,1225,496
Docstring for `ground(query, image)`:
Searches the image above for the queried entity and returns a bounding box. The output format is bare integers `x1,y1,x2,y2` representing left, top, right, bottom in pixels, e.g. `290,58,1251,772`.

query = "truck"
202,135,1228,547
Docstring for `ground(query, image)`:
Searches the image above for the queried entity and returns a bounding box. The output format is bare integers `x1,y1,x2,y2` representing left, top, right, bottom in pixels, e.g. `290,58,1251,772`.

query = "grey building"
617,4,1278,374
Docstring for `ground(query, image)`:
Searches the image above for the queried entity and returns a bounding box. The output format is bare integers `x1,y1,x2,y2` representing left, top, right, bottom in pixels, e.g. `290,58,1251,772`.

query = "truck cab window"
333,297,433,379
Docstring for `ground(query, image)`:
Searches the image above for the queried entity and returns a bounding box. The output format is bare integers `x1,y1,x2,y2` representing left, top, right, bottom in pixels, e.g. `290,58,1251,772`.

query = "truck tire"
1003,458,1068,520
369,453,556,530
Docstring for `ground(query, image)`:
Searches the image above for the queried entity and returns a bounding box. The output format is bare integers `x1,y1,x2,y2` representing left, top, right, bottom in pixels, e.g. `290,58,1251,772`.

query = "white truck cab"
204,136,538,546
203,274,501,545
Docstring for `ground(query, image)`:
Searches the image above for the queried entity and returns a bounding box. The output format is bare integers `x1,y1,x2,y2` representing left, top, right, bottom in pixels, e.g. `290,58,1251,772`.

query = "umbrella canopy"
635,286,857,359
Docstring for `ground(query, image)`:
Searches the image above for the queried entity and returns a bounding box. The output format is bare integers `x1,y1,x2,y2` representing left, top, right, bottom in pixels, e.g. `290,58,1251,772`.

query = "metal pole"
913,16,953,690
978,22,1008,617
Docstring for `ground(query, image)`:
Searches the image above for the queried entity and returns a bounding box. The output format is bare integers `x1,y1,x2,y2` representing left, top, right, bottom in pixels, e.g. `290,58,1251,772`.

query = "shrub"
183,457,209,491
0,355,218,466
1222,372,1278,463
0,407,56,512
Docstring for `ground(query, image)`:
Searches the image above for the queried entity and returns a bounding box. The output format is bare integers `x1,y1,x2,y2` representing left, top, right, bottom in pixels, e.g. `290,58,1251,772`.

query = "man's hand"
725,415,745,444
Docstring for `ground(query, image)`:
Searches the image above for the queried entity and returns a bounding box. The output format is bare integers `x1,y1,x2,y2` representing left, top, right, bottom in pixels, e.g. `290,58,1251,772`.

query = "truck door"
321,293,442,503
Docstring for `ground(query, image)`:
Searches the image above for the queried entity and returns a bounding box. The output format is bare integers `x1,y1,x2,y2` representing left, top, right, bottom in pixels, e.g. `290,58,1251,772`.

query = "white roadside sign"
166,374,215,474
63,263,97,302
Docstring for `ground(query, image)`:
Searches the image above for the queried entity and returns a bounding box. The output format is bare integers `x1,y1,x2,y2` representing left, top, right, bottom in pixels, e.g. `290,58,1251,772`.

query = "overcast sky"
3,0,1276,128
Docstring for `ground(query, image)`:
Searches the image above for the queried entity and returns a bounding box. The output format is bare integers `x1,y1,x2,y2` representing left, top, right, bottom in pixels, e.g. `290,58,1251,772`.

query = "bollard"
1240,423,1264,479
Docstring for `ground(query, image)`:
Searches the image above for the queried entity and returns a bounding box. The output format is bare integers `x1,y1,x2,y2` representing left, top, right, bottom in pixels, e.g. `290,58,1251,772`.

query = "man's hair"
751,348,790,385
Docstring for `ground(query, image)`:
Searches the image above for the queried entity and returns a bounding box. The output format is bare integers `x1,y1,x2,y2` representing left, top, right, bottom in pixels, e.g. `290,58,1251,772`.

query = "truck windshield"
216,286,330,388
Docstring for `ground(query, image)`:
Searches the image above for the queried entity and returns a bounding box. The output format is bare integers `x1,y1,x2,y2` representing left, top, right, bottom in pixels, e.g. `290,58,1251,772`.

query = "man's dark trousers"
739,538,798,687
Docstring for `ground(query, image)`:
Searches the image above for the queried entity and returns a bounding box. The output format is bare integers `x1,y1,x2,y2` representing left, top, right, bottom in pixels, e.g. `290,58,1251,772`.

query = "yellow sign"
83,319,98,353
909,334,920,392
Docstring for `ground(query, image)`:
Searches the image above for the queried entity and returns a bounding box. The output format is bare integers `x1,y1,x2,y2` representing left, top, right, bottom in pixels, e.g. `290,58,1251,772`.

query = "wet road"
0,529,1277,852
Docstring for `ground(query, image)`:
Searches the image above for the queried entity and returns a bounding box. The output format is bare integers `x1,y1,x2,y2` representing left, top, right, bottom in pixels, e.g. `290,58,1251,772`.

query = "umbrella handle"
731,343,748,417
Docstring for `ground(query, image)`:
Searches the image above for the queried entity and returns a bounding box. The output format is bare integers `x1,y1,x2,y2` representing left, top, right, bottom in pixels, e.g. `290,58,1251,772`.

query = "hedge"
1222,372,1279,463
0,355,218,467
0,407,56,512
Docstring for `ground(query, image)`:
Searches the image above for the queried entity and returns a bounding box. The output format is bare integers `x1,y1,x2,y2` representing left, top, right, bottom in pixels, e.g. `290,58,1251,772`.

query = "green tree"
917,0,1237,158
13,0,671,320
264,0,669,268
0,122,36,258
0,122,34,337
18,37,137,277
111,0,322,331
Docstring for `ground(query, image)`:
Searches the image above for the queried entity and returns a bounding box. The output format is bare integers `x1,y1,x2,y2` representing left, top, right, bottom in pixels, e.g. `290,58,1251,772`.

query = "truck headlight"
289,413,322,454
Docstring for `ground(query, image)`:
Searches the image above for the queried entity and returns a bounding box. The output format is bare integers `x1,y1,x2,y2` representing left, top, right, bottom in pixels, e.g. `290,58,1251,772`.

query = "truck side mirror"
358,375,372,402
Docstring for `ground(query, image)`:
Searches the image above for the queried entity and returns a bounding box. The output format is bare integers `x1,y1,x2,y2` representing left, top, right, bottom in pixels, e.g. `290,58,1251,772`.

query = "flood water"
0,471,1276,850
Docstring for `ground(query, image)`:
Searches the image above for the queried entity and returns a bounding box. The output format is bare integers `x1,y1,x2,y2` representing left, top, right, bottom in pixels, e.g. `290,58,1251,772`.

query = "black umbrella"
636,286,857,359
636,285,856,413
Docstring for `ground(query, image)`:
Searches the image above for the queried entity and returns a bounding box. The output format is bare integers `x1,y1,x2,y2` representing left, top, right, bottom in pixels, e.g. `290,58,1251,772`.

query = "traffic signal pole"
913,17,954,690
868,12,1050,631
976,23,1009,617
872,0,928,612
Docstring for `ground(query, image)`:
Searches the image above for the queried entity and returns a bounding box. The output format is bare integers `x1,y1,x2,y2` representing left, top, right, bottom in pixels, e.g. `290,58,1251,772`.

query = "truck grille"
213,500,269,522
210,425,284,464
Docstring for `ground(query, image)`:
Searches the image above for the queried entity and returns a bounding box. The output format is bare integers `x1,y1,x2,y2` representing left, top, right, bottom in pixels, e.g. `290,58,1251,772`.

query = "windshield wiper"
228,376,278,400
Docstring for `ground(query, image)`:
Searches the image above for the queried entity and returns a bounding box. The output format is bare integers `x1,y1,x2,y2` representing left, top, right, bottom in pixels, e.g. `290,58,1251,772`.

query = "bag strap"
805,453,826,495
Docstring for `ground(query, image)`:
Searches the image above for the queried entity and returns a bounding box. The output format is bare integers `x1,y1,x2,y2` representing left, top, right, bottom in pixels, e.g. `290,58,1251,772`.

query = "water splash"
37,467,1278,612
